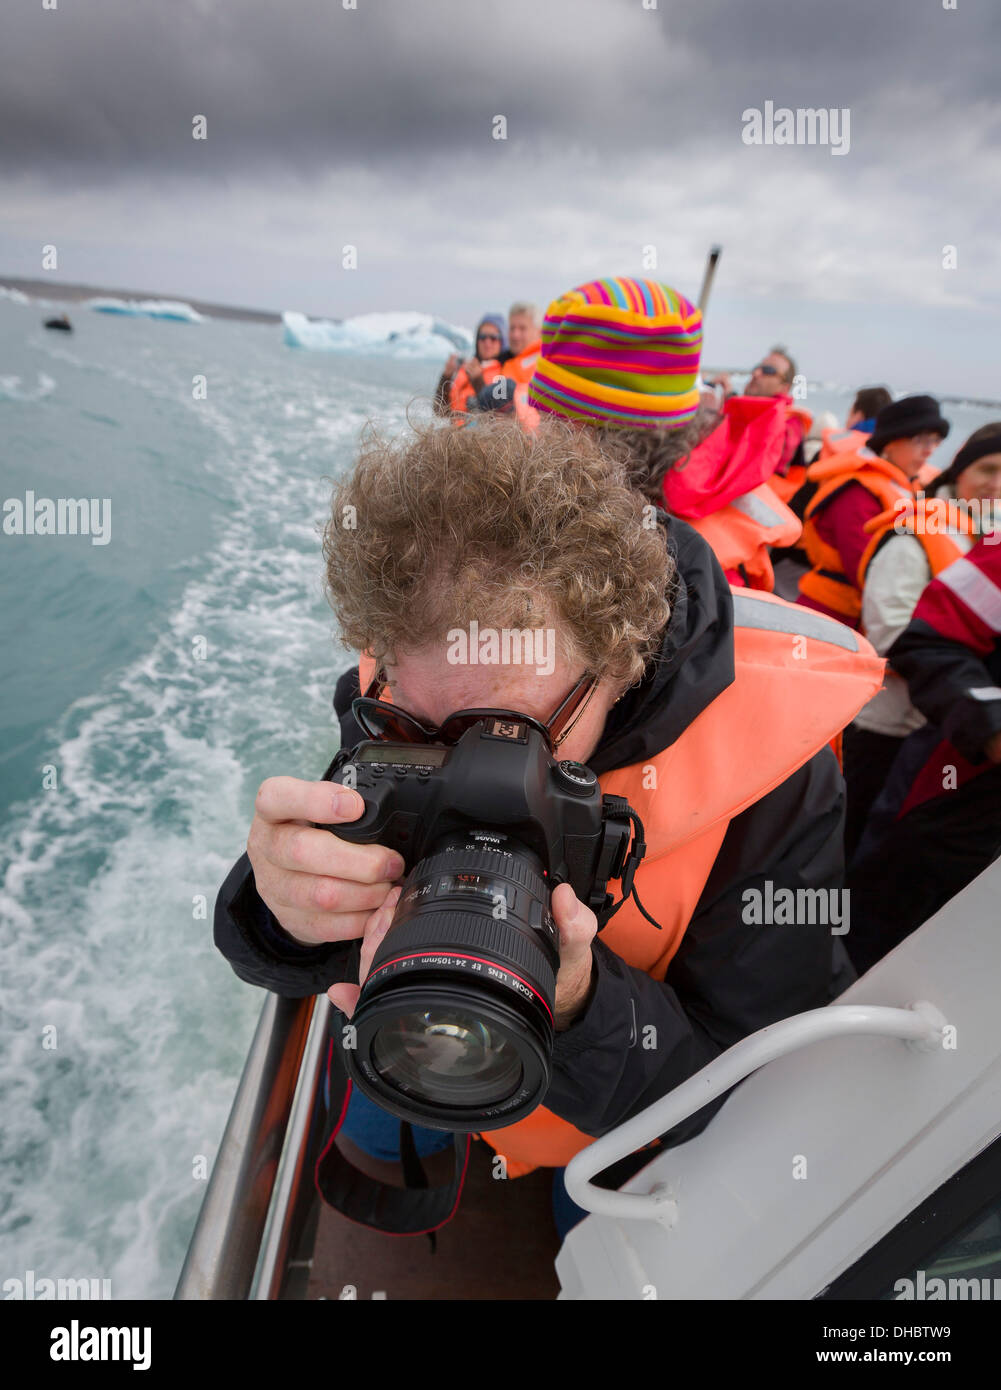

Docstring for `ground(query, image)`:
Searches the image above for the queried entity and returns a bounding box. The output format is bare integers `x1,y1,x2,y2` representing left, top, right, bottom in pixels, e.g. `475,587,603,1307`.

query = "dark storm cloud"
2,0,998,179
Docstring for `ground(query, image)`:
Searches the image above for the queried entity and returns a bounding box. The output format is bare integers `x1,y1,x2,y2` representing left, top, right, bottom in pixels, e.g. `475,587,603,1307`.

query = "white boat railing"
564,1001,950,1223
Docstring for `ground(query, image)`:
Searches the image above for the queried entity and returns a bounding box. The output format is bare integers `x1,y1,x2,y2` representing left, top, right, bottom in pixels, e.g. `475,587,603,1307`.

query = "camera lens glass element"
371,1009,523,1108
346,830,559,1131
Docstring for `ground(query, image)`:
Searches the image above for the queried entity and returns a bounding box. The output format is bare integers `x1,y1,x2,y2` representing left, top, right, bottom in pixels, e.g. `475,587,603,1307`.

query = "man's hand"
442,352,461,378
328,880,598,1029
551,883,598,1029
704,370,732,396
247,777,406,947
985,729,1001,764
462,356,486,391
328,885,403,1016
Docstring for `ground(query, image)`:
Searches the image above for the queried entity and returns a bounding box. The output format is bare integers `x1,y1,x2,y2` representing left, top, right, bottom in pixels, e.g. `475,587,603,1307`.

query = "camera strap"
596,802,662,932
314,1033,471,1237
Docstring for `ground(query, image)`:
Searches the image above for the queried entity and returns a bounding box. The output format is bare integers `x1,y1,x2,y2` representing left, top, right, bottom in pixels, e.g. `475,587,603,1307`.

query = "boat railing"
564,1000,951,1223
175,987,954,1289
173,991,331,1300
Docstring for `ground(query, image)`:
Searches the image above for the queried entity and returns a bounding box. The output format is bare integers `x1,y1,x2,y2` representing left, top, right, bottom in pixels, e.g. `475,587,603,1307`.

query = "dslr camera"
327,715,641,1132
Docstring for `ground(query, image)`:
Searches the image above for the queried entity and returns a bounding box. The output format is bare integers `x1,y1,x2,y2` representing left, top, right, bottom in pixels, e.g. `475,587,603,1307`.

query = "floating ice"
86,298,205,322
0,286,31,305
282,309,471,358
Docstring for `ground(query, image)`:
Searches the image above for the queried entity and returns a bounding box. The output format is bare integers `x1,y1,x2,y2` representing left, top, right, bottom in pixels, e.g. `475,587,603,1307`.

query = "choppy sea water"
1,296,998,1299
0,300,430,1298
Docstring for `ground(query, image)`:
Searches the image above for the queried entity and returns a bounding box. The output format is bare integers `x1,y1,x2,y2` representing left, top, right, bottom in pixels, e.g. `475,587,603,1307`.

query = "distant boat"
44,314,72,332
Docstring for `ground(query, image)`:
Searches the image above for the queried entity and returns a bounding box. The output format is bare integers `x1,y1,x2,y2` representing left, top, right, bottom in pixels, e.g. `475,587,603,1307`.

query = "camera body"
323,716,638,1131
329,715,632,915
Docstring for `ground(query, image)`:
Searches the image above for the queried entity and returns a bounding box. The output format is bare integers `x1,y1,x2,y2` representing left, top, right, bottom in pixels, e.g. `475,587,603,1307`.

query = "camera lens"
371,1009,523,1108
345,831,558,1131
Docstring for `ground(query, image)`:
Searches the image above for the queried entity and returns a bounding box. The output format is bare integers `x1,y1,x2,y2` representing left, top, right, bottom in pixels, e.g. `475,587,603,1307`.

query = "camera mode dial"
552,760,598,796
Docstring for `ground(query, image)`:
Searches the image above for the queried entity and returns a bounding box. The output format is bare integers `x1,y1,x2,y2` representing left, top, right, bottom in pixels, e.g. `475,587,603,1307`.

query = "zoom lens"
345,831,559,1131
371,1010,523,1108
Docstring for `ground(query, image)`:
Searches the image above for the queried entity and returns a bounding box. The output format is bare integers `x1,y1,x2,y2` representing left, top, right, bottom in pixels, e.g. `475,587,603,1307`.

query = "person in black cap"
866,393,951,476
797,393,950,630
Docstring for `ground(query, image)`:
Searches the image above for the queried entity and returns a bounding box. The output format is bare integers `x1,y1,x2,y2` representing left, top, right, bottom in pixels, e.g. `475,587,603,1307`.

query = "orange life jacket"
817,426,870,461
857,496,977,590
772,425,866,510
768,468,806,504
504,342,542,386
689,484,802,590
798,451,915,622
358,592,884,1176
504,341,543,431
449,359,505,417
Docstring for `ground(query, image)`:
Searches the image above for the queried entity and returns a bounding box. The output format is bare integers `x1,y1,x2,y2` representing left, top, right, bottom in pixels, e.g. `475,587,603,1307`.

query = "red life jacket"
767,406,814,503
664,396,803,590
358,590,884,1175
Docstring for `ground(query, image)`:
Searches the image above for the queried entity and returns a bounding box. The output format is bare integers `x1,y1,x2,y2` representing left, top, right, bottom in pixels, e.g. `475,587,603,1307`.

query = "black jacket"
890,622,1001,765
214,518,854,1147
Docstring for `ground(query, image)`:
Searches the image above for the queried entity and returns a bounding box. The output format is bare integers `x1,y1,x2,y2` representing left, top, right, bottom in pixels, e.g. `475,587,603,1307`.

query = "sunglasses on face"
353,670,601,752
477,331,502,341
753,363,782,377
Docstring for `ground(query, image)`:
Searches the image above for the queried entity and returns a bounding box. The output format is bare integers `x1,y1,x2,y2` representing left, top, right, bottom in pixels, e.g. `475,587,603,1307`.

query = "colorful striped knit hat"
526,277,703,431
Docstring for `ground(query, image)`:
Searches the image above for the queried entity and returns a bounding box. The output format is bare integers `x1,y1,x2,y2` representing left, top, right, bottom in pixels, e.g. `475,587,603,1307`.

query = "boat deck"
305,1135,562,1300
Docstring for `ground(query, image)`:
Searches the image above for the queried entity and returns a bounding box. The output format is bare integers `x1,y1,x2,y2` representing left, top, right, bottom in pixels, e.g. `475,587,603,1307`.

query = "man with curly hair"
214,349,883,1244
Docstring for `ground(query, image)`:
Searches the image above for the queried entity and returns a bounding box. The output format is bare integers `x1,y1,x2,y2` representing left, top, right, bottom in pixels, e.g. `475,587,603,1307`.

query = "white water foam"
0,372,56,401
0,350,414,1298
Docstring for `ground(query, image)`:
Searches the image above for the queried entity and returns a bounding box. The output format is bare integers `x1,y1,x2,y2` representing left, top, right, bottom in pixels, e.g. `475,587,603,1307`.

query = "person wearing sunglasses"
703,347,810,497
797,393,951,631
745,347,796,399
702,346,795,402
432,312,512,419
214,403,882,1239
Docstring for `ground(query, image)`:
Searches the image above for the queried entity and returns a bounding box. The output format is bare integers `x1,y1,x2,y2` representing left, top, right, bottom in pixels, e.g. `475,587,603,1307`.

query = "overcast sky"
3,0,1000,393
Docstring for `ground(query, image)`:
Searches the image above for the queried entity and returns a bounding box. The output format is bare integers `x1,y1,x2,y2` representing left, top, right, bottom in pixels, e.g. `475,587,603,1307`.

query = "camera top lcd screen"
357,745,449,766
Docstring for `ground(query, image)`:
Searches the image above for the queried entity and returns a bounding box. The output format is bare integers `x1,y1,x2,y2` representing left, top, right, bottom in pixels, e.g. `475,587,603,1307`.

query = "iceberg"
0,286,31,305
86,298,205,322
282,310,471,358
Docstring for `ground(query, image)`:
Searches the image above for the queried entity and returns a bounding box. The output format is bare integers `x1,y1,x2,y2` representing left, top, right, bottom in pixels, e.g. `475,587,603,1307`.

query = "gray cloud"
2,0,999,396
2,0,997,178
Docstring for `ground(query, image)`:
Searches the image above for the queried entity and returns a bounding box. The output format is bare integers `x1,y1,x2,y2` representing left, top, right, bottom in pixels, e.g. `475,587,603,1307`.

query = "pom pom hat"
527,277,703,430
